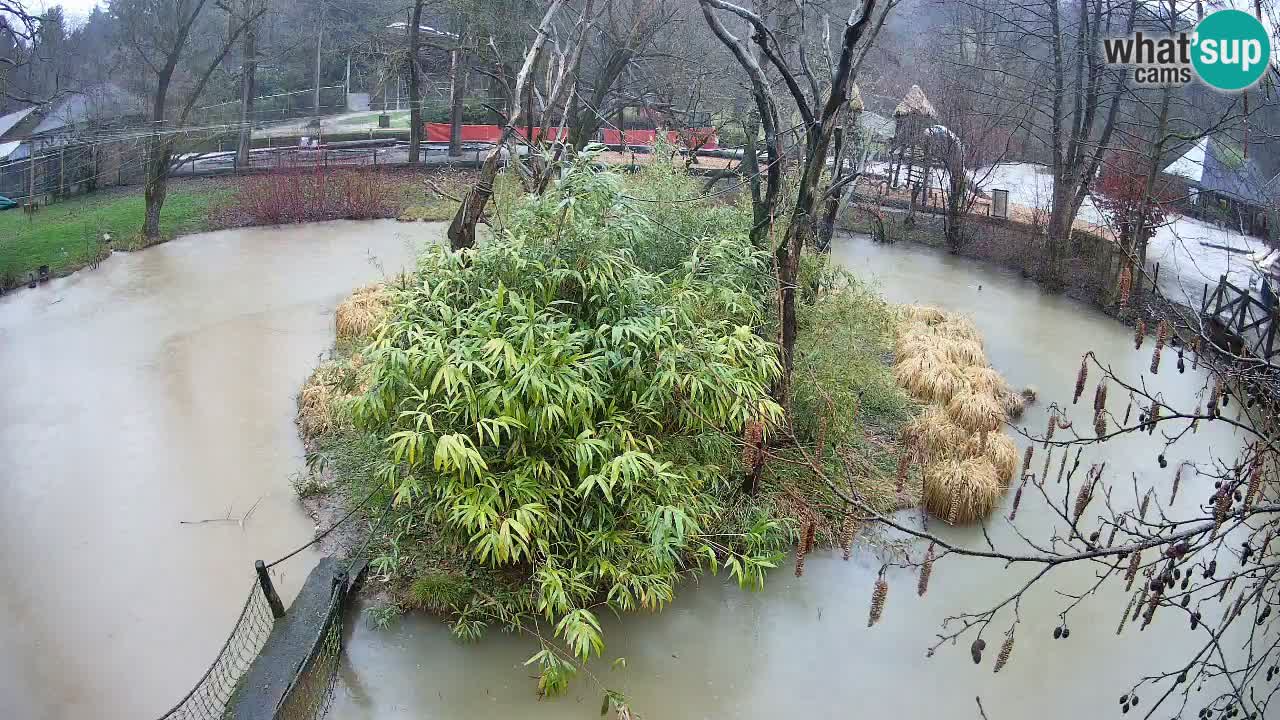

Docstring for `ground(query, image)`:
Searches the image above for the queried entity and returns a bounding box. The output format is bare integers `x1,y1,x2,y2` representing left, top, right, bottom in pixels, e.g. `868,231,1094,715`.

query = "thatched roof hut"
894,85,937,119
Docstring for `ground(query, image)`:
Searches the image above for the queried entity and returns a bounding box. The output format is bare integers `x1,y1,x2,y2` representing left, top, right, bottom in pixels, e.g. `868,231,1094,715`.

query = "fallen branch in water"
180,496,263,528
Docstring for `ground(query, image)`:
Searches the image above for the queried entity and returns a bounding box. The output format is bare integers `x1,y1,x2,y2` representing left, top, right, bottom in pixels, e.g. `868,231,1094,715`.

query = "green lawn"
0,186,229,289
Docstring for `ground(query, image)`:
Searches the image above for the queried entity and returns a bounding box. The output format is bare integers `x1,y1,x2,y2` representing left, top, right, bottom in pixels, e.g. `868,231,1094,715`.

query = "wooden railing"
1201,274,1280,362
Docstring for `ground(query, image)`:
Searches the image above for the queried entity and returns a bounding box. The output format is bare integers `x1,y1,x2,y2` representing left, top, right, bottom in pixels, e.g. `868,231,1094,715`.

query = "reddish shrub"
234,166,393,226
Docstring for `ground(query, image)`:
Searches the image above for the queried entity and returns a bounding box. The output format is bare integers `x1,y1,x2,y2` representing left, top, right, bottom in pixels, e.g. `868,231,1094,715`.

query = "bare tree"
698,0,893,405
115,0,265,242
446,0,565,251
233,0,265,169
0,0,41,104
407,0,424,163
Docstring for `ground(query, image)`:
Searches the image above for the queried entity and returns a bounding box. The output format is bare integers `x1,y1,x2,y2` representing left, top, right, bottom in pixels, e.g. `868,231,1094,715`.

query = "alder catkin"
1073,479,1093,522
868,576,888,627
1009,478,1026,521
895,447,912,493
1073,356,1089,404
1171,465,1182,505
917,542,936,597
1118,266,1133,312
1138,492,1151,522
1134,318,1146,350
1118,587,1141,635
993,630,1015,673
1125,551,1142,591
1150,320,1168,374
1213,489,1232,535
795,517,814,577
1094,379,1109,413
840,512,856,562
1020,445,1034,479
1246,458,1263,506
1094,408,1107,437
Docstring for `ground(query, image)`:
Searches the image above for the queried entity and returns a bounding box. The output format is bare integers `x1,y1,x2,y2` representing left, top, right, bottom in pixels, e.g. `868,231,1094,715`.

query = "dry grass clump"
900,305,948,324
893,353,967,403
922,457,1004,524
943,338,987,367
335,284,390,339
297,356,369,439
946,388,1004,433
905,406,969,458
893,304,1023,524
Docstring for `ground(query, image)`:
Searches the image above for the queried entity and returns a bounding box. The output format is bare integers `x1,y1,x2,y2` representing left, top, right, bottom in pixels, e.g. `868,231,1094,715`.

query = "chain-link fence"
155,579,279,720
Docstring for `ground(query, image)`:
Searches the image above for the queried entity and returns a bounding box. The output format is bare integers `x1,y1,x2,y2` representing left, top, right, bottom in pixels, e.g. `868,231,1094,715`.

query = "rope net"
156,579,277,720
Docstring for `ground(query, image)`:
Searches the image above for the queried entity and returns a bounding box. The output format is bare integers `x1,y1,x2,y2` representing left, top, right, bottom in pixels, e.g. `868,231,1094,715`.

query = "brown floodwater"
0,219,437,720
0,223,1251,720
329,233,1251,719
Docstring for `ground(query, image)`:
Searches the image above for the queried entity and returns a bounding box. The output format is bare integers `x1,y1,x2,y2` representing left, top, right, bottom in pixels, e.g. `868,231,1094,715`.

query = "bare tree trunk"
407,0,423,164
142,138,171,242
447,0,564,251
236,16,257,169
448,28,468,157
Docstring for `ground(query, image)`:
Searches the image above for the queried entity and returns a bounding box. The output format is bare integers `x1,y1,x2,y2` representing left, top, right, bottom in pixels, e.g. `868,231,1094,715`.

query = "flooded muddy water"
0,223,1248,719
0,219,437,720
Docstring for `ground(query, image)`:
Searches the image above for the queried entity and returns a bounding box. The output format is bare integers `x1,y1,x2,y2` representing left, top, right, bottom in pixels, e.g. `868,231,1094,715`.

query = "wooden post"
256,560,287,619
29,152,36,204
58,147,65,197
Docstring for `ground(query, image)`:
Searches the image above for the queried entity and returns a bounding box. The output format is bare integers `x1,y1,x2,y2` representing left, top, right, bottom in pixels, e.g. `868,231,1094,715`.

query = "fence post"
256,560,287,619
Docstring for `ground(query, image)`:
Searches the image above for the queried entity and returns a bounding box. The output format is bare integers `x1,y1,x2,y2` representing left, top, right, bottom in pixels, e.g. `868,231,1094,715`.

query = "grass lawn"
0,184,230,288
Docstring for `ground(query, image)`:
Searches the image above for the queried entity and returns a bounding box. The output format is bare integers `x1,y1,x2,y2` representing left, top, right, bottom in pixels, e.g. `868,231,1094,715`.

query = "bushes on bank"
234,167,393,226
348,156,788,690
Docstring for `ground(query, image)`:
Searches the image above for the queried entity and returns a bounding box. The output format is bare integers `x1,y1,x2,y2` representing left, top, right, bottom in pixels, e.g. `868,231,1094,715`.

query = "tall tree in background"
699,0,892,405
0,0,40,106
563,0,678,151
234,0,265,168
113,0,264,241
447,0,564,250
407,0,424,163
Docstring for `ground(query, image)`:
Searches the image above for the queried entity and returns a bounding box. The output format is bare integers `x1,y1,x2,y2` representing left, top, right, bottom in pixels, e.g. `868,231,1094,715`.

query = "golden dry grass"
946,388,1004,433
905,405,969,459
894,354,967,404
900,305,948,325
942,337,987,367
962,431,1019,487
335,284,390,339
298,367,339,437
892,304,1022,524
296,358,370,439
922,457,1004,524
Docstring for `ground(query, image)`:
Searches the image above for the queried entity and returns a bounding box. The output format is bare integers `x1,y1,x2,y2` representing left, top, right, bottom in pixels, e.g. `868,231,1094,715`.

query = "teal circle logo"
1192,9,1271,91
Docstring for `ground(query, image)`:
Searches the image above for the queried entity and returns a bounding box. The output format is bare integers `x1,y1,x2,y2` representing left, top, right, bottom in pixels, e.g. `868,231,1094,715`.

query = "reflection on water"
0,219,438,720
329,232,1248,719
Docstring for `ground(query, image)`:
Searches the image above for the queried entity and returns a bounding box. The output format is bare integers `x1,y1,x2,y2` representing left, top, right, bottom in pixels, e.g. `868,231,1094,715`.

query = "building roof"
894,85,937,119
0,106,37,141
857,111,893,139
0,140,22,161
30,85,144,137
1163,136,1270,207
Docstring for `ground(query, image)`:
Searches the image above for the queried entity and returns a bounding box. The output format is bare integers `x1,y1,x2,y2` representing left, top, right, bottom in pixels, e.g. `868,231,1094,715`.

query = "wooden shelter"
888,85,938,192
